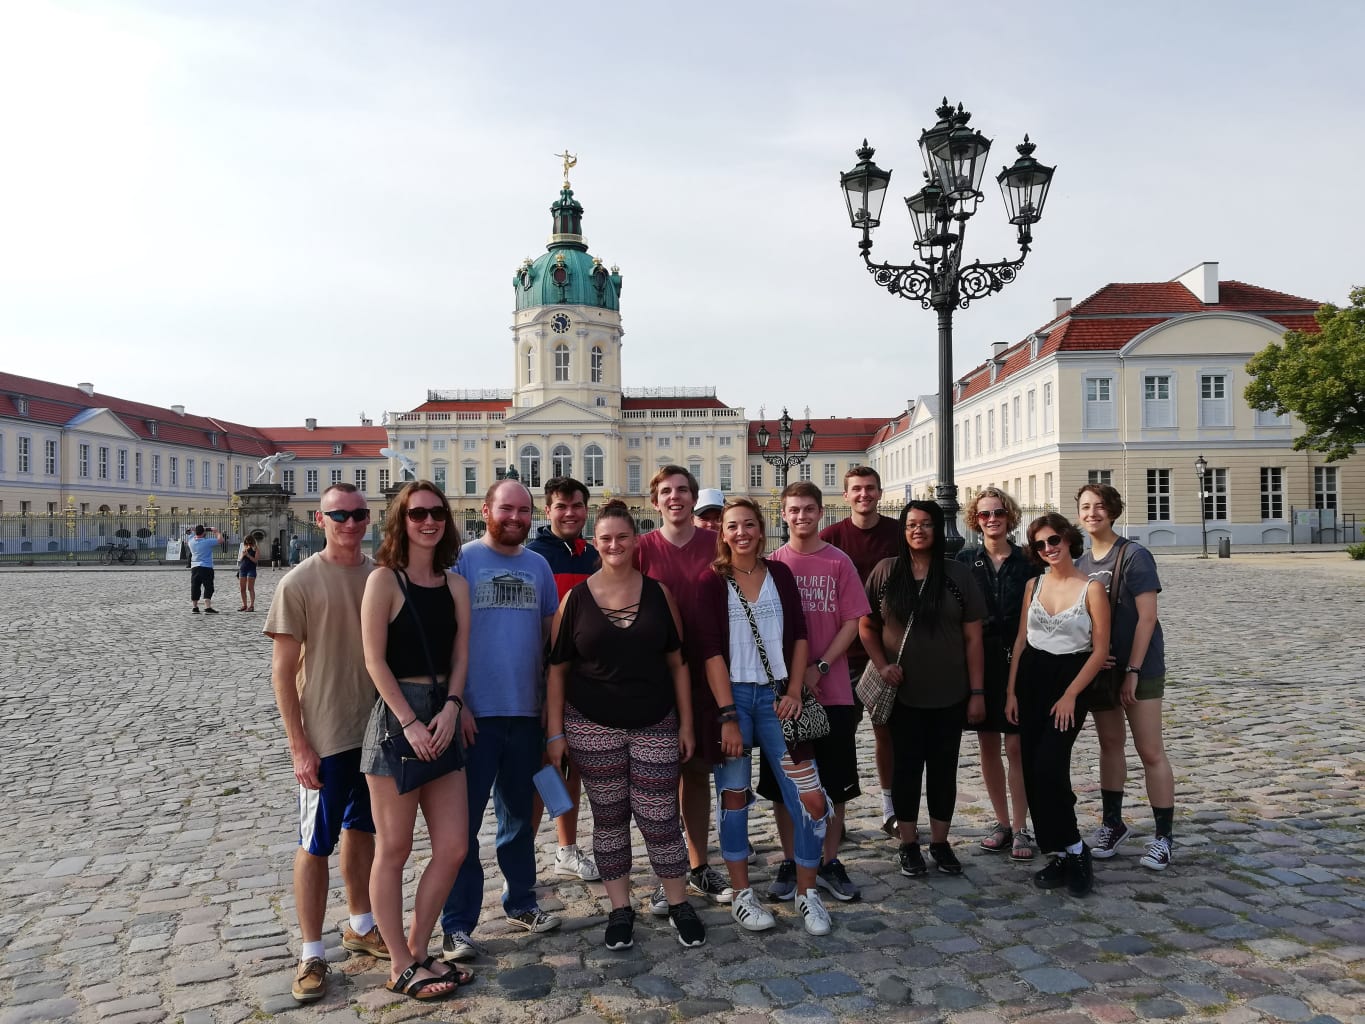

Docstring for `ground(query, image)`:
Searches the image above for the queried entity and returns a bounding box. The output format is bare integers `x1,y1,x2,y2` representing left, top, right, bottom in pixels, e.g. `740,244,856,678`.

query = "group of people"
265,467,1176,1005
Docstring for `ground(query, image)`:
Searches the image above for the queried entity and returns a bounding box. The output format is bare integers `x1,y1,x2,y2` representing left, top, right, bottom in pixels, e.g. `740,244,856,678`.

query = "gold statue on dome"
555,150,577,187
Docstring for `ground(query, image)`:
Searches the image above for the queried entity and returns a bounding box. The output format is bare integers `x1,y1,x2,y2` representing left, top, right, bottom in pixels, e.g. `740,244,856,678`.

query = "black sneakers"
668,901,706,947
1034,855,1068,889
898,842,927,877
928,841,962,875
604,906,635,950
1067,845,1094,896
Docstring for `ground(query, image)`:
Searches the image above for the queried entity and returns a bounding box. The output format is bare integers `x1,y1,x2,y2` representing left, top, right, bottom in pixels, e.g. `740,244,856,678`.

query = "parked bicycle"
99,541,138,566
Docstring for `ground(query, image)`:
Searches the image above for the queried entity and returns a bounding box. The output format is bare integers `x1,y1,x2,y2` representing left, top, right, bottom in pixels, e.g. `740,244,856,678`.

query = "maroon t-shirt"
818,515,901,673
636,527,723,763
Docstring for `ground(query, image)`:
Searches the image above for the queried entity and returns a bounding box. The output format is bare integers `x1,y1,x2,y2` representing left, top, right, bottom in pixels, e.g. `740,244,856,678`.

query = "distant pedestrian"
272,537,284,570
289,534,303,566
187,525,220,614
238,536,259,612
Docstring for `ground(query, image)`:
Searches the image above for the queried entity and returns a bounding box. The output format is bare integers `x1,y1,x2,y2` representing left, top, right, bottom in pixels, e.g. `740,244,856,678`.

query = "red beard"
488,518,529,546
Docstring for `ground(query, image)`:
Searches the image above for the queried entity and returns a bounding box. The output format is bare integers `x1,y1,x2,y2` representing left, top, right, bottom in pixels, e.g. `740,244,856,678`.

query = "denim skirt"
359,681,459,777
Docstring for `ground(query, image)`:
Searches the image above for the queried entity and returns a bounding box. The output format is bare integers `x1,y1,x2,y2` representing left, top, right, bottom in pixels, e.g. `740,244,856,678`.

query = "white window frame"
1143,373,1175,428
1314,466,1338,511
823,462,837,488
719,462,733,492
1087,469,1113,486
591,346,603,384
750,463,763,488
551,444,572,479
329,468,343,486
305,469,319,493
1146,468,1171,521
464,465,478,496
520,444,542,488
1199,372,1231,427
1260,467,1284,520
1083,376,1114,429
554,343,570,382
1202,467,1228,521
1043,382,1054,433
354,468,367,493
627,461,642,494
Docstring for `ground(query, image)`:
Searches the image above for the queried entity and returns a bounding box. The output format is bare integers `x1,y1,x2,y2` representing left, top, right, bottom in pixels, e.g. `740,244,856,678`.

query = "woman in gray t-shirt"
1075,483,1176,873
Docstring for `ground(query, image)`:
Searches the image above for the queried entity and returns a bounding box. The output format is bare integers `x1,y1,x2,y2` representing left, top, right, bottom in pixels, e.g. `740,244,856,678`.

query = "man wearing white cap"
693,488,725,532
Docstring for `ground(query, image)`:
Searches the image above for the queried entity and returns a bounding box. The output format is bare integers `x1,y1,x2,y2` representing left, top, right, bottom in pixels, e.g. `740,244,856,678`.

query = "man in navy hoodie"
527,476,601,881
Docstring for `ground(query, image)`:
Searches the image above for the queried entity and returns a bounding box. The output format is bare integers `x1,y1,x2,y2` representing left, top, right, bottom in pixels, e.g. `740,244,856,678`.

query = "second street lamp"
756,407,816,540
1195,454,1209,558
841,98,1055,555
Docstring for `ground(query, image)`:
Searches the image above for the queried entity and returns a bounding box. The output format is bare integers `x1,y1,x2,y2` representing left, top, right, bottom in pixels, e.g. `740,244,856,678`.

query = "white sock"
559,844,575,856
1066,841,1084,855
881,793,895,819
349,912,374,935
300,940,326,961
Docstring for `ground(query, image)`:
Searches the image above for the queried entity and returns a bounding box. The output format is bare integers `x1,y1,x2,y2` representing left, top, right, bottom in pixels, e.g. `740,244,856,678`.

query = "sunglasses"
1030,534,1064,553
406,506,449,523
976,508,1009,521
321,508,371,523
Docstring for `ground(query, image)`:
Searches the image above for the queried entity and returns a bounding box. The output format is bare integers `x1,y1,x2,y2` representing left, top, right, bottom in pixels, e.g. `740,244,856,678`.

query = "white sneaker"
729,887,775,932
796,888,831,936
554,844,601,881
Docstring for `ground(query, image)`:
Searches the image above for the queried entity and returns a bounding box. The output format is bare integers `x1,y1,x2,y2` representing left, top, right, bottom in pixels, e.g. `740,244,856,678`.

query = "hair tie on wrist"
545,732,566,744
399,717,417,729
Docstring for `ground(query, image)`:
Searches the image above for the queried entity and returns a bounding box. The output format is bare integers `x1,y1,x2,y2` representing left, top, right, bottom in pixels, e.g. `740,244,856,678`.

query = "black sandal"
384,962,458,1001
423,954,475,986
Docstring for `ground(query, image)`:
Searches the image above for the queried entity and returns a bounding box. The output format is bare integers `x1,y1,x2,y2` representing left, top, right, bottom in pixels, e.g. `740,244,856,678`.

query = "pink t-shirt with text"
769,542,871,706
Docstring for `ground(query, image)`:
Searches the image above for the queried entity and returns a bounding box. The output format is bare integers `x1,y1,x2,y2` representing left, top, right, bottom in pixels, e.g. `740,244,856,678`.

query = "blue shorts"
298,748,374,856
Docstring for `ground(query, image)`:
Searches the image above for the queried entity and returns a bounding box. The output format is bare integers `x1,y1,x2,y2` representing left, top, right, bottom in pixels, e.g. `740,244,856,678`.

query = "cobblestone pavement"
1,554,1362,1024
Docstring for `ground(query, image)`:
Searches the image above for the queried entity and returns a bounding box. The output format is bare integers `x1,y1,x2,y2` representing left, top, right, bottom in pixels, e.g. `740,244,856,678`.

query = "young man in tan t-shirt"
265,483,384,1002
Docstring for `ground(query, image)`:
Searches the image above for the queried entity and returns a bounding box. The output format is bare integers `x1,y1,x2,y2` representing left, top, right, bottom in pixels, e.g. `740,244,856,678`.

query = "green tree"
1245,286,1365,461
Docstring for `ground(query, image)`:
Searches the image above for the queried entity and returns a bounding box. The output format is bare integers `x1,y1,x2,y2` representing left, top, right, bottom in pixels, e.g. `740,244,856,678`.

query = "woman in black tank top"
360,482,473,1000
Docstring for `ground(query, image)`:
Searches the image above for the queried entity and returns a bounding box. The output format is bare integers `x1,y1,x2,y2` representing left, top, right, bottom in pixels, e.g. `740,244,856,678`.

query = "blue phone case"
533,764,574,819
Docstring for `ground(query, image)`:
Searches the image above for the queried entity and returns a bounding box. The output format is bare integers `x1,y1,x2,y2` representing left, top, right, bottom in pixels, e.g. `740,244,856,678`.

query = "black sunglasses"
321,508,371,523
1030,534,1064,553
406,506,449,523
977,508,1009,520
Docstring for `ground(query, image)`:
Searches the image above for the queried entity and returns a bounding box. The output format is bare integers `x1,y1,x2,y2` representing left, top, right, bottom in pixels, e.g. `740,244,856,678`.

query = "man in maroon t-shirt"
818,466,901,836
635,465,734,913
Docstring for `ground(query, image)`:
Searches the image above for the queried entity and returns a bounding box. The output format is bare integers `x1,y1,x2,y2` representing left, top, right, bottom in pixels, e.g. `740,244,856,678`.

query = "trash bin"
1218,537,1231,558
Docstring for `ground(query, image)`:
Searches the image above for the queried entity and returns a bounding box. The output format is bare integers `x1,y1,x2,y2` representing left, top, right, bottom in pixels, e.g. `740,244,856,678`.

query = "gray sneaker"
647,882,670,917
816,859,860,901
506,907,561,933
766,860,797,901
441,930,481,962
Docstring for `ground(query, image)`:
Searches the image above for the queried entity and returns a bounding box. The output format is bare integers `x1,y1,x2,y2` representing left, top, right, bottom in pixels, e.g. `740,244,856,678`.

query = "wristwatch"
815,659,830,675
1125,665,1141,675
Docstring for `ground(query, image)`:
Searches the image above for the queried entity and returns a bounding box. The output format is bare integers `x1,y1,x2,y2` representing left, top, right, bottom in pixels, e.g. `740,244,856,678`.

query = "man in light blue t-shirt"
187,524,220,614
440,480,561,963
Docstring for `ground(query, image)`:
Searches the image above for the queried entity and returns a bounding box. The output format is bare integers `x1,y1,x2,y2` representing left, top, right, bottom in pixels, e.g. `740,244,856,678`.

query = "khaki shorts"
1089,674,1166,713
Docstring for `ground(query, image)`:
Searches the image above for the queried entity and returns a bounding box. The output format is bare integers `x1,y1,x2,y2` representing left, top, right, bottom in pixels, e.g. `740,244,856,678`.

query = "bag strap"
890,577,926,667
724,573,780,688
1107,539,1132,618
392,568,443,688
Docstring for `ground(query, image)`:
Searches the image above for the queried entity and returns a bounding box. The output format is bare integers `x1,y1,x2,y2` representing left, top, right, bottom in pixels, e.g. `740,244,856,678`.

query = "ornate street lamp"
1194,454,1209,559
756,407,816,540
841,99,1056,554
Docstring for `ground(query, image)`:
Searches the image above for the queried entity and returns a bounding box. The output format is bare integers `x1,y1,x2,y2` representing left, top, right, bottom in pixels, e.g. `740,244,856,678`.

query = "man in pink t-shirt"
635,465,733,912
759,481,871,902
818,465,901,836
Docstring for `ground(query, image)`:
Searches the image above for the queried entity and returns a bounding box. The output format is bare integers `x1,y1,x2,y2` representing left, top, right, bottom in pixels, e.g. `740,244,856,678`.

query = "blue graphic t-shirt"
454,541,558,718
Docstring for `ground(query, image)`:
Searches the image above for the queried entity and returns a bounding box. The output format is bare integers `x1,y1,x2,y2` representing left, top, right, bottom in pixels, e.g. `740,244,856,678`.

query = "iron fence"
0,511,328,565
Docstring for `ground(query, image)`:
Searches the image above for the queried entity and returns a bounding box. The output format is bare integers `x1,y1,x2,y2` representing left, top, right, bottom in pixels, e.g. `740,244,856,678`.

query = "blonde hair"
965,486,1023,533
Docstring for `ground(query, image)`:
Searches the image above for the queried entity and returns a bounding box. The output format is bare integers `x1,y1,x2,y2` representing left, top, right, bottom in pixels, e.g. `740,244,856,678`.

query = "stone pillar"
234,484,292,566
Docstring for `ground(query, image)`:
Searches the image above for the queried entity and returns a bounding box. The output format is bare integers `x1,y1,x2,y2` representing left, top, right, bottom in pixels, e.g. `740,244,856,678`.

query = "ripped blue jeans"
713,682,829,870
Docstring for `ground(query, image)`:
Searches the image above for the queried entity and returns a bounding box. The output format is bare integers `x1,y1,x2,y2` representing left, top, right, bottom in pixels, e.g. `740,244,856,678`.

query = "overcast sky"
2,1,1362,430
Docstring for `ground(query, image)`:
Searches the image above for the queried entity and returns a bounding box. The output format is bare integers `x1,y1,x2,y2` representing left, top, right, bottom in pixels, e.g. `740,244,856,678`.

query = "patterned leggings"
565,705,688,883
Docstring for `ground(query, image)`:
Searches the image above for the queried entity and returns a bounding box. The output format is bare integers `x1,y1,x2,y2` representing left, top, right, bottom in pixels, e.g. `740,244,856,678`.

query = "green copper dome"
513,186,622,311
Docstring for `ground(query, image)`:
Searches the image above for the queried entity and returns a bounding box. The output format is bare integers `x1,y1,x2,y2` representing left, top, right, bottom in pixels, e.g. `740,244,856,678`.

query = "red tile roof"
257,426,389,461
623,396,729,410
412,399,513,413
0,372,273,456
952,276,1322,400
748,417,887,455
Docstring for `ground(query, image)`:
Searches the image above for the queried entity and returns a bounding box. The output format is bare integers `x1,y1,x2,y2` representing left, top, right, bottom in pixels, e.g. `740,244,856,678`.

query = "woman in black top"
956,487,1040,860
547,500,703,952
360,482,472,1000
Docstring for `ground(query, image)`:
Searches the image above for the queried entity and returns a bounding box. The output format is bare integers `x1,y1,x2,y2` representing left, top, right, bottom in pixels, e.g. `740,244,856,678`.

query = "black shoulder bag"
380,570,464,794
725,572,830,746
1094,541,1134,705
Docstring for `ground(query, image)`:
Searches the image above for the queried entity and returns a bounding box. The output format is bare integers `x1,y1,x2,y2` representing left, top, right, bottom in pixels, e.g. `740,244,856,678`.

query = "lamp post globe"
841,98,1055,556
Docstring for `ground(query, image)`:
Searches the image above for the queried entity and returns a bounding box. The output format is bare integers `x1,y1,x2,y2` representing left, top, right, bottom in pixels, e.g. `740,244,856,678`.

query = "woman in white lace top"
1005,513,1110,897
